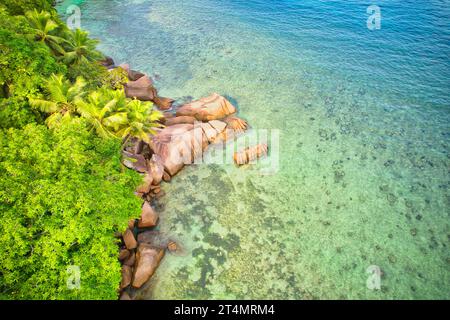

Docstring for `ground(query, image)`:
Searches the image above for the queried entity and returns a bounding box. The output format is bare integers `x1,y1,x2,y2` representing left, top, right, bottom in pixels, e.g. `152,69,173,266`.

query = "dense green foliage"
0,7,65,128
0,121,141,299
1,0,53,15
0,1,160,299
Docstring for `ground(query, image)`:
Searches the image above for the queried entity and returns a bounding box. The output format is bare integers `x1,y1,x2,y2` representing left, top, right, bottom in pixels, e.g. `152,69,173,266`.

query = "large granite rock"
124,76,158,101
149,124,208,176
119,249,130,261
120,292,132,300
200,122,219,143
123,229,137,250
176,93,236,121
164,116,197,126
208,120,227,133
148,154,164,186
132,244,165,288
138,201,159,228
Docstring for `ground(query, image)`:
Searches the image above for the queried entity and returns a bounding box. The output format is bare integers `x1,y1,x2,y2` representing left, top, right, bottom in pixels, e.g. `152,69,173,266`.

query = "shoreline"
106,57,265,300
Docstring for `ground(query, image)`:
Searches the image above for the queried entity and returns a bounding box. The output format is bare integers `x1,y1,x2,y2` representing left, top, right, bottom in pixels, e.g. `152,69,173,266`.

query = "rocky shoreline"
100,57,267,300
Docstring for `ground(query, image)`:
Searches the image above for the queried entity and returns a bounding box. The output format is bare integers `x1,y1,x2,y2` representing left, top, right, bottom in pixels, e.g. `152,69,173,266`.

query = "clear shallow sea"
58,0,449,299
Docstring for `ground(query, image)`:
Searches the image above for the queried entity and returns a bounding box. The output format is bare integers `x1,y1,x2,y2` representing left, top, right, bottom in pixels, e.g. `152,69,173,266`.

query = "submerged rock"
132,244,165,288
233,143,268,165
224,116,248,134
176,93,236,121
167,241,178,252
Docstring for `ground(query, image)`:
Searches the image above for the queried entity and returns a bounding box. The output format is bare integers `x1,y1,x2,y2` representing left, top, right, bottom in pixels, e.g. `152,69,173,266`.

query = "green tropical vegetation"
0,1,162,299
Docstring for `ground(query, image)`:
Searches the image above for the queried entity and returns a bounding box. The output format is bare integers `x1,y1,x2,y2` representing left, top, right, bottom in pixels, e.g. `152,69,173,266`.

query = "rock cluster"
111,57,262,299
117,201,170,300
109,60,175,110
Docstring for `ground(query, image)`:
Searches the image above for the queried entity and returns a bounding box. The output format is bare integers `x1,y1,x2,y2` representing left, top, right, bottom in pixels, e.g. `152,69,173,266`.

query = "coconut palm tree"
25,9,66,55
75,87,129,138
63,29,103,66
117,99,163,147
76,90,162,147
29,74,86,128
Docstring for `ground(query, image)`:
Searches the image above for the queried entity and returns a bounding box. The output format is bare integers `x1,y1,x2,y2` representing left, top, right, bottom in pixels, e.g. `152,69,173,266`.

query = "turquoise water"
58,0,449,299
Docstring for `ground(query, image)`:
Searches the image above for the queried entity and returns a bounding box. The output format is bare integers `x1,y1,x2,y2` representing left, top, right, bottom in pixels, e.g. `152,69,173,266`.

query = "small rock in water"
167,241,178,252
233,144,268,166
223,116,248,133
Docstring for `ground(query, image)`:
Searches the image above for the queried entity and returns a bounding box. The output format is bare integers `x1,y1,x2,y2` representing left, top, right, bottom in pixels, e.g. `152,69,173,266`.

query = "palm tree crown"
76,87,129,138
63,29,103,66
25,9,66,55
118,99,163,144
29,74,86,128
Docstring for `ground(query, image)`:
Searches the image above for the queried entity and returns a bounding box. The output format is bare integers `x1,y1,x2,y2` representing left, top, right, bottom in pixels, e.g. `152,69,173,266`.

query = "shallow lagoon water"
58,0,449,299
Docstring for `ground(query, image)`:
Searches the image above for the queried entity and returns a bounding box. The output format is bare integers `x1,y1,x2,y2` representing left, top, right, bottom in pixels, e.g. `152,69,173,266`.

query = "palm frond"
29,98,58,113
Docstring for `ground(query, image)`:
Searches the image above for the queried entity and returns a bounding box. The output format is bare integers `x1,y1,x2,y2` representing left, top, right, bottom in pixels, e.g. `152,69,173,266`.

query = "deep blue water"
224,0,450,107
